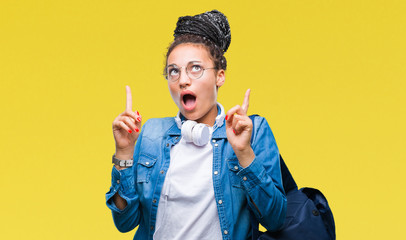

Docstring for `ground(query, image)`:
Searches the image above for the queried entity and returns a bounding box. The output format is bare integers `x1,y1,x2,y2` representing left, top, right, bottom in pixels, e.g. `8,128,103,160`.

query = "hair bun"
174,10,231,53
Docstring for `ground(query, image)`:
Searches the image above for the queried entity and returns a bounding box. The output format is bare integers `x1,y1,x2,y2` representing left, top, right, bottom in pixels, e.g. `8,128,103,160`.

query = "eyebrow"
167,64,177,68
167,61,203,68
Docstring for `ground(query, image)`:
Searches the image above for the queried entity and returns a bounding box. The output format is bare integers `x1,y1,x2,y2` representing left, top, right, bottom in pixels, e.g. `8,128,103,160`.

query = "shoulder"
135,117,176,155
249,114,276,143
141,117,176,139
144,117,175,127
249,114,270,131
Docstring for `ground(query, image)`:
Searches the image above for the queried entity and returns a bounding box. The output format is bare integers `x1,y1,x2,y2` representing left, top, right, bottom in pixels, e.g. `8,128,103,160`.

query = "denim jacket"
106,115,287,240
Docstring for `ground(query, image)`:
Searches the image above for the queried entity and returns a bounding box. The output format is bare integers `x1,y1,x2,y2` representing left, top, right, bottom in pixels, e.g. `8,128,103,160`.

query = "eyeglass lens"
166,63,204,81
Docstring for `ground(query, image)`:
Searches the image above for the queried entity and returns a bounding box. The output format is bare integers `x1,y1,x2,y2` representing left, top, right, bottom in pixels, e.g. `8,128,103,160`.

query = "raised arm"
111,86,142,209
225,89,254,167
113,85,142,164
106,86,143,232
225,89,287,231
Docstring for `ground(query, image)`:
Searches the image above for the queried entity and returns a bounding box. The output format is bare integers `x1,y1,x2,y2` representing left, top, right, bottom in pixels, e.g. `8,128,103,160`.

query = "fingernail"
225,115,228,120
135,127,139,132
137,117,142,122
128,129,132,133
232,129,236,134
136,111,140,116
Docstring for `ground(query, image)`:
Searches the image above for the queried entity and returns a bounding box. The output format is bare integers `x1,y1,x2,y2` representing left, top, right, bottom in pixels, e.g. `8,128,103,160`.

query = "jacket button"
243,176,247,181
224,230,228,235
214,171,218,175
151,226,154,230
312,210,320,216
116,180,120,184
218,200,223,204
212,139,216,143
145,162,150,165
160,170,165,174
234,165,238,170
153,199,157,203
214,143,218,147
166,143,169,147
175,137,179,140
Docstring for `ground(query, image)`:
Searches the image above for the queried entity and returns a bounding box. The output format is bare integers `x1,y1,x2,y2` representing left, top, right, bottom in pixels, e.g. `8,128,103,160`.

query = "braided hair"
165,10,231,72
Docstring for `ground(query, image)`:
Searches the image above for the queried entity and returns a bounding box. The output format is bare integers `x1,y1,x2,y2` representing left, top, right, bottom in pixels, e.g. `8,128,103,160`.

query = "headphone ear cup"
192,123,211,146
181,120,197,143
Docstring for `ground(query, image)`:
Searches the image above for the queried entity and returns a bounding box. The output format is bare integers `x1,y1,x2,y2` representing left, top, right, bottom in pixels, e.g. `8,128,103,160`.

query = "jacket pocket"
136,153,157,183
227,159,243,189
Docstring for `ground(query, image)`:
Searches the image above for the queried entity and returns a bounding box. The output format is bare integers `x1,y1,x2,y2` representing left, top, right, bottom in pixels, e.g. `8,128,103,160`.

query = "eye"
168,67,179,76
190,64,202,73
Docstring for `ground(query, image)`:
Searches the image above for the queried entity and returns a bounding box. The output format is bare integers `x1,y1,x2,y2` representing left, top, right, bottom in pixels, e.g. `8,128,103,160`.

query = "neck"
195,105,218,126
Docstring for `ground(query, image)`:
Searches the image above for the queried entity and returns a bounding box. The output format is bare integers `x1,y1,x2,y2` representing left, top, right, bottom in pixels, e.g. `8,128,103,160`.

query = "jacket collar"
167,121,227,139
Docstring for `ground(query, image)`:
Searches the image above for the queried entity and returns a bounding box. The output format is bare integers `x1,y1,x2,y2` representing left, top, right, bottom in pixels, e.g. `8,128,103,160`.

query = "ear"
216,69,225,87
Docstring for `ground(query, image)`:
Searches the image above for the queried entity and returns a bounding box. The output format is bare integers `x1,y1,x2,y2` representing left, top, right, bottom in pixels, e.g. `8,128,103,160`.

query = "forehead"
167,43,213,66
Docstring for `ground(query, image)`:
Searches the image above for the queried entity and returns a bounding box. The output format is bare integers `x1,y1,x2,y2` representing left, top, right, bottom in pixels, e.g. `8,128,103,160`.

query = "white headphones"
175,103,225,146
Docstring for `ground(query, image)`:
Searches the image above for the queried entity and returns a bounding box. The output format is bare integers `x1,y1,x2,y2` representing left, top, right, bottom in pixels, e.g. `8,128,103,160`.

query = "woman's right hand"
112,86,142,159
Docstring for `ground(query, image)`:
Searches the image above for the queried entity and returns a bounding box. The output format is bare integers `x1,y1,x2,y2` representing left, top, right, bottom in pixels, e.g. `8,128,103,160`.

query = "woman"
106,10,287,240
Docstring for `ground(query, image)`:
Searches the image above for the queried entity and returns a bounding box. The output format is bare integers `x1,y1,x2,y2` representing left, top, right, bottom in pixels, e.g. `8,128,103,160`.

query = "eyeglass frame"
164,62,218,82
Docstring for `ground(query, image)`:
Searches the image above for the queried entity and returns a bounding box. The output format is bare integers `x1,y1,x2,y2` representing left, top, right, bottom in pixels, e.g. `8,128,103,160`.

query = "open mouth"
181,92,197,111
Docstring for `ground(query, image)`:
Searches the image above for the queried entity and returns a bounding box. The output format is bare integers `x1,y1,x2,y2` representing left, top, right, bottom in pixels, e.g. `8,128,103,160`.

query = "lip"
180,90,197,111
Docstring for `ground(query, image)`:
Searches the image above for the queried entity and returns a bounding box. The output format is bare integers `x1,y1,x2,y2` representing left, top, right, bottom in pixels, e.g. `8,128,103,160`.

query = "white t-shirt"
153,137,222,240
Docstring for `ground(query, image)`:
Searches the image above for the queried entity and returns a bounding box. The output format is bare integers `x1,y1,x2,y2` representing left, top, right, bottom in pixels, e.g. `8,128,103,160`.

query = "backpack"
249,115,336,240
250,155,336,240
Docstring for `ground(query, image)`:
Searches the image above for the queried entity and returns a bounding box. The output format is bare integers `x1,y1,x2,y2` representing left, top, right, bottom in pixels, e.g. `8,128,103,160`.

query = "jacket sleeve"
237,116,287,231
105,129,144,233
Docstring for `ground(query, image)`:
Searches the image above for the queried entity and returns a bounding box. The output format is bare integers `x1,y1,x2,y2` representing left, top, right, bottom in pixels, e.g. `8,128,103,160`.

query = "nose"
178,67,191,88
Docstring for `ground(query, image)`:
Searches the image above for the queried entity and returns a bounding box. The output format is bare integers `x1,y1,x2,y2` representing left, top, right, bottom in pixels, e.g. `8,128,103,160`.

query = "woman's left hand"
225,89,255,168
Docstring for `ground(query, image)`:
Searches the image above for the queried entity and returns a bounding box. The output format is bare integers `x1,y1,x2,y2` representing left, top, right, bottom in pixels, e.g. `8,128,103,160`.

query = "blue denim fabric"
106,115,287,240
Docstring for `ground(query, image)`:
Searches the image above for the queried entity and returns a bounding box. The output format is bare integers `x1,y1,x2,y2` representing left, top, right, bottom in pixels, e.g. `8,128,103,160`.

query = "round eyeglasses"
164,62,217,82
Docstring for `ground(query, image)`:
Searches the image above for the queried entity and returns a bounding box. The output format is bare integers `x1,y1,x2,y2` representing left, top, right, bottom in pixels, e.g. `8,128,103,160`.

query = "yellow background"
1,0,405,239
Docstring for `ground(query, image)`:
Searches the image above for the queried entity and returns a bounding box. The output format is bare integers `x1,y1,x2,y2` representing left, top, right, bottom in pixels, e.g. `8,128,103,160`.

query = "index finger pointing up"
126,85,132,111
241,89,251,114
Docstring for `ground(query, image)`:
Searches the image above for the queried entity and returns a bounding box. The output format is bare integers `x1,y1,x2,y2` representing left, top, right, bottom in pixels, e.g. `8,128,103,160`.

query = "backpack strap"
279,155,297,193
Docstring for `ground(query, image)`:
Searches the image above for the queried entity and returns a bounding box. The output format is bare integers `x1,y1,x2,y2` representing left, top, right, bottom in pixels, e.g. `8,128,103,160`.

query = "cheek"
202,80,218,98
168,84,180,105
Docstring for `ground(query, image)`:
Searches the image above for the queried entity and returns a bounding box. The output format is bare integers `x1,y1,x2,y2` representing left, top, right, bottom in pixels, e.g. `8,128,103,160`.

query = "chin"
180,110,199,121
